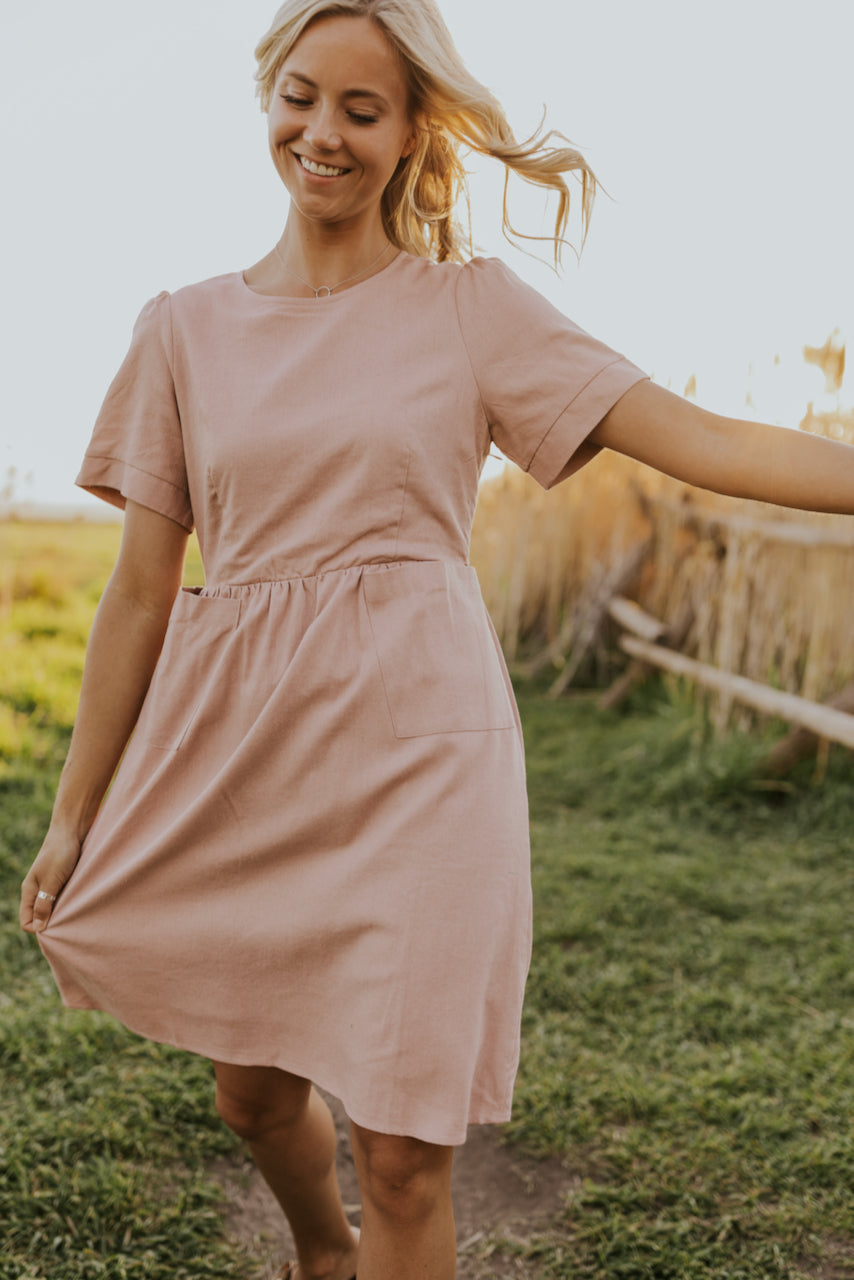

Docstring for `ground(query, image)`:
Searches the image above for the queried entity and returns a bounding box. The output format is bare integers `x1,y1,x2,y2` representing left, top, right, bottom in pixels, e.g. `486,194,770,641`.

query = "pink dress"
39,253,646,1145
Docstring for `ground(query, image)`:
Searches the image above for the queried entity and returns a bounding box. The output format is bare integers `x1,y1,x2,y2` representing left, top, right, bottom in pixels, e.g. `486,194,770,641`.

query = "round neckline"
238,248,410,304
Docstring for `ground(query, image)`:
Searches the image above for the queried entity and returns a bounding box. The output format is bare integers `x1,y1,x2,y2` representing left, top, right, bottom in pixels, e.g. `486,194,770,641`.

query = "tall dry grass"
471,415,854,716
471,453,664,663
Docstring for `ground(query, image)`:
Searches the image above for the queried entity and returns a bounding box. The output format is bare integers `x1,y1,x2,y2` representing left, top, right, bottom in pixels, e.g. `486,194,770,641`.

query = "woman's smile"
293,152,353,180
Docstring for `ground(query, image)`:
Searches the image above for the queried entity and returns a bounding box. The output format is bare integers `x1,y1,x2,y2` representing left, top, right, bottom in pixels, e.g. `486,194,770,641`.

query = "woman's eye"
278,94,376,125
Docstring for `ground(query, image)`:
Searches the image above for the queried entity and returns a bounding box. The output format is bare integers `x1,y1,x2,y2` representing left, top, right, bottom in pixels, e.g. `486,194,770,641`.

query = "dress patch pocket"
136,588,241,751
362,561,516,738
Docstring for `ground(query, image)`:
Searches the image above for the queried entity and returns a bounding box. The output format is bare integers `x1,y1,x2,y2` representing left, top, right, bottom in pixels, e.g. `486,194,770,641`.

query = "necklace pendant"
315,285,333,298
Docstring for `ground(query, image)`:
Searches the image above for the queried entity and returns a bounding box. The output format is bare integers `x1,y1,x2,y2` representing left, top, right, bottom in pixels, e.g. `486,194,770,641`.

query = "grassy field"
2,522,853,1279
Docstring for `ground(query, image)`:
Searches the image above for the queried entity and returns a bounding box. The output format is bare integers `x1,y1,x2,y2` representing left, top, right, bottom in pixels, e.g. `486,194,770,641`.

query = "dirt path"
211,1090,576,1277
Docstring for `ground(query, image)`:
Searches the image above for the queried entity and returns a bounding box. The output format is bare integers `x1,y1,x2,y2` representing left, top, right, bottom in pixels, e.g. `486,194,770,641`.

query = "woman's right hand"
18,501,189,938
18,501,189,939
20,827,83,934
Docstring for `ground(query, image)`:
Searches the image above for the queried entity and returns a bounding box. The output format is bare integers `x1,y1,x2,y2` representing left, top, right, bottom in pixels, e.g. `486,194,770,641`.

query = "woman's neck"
277,215,393,294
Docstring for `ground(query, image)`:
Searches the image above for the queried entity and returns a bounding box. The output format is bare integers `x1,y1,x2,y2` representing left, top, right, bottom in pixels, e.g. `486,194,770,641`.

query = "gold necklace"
274,240,395,298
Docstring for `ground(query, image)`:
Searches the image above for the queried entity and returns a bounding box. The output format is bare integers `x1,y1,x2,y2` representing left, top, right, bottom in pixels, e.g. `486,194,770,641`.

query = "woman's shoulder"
145,270,260,335
401,252,512,280
397,252,523,309
392,254,559,346
439,254,551,327
167,269,243,307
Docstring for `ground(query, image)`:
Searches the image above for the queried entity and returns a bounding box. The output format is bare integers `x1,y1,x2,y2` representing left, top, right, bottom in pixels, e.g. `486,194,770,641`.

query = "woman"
19,2,854,1278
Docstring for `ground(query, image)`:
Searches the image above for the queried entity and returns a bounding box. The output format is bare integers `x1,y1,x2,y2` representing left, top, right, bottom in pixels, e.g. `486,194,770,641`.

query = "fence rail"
607,595,854,757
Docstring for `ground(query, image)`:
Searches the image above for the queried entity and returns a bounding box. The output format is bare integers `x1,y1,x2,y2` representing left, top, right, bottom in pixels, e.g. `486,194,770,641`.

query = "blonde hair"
254,0,597,266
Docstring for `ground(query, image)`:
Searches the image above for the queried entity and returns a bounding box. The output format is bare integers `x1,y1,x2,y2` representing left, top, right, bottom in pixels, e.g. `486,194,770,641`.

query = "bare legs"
350,1123,456,1280
213,1062,358,1280
212,1061,457,1280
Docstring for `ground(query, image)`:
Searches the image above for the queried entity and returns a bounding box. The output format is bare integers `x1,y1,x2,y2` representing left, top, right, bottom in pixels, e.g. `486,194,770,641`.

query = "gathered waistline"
196,558,472,595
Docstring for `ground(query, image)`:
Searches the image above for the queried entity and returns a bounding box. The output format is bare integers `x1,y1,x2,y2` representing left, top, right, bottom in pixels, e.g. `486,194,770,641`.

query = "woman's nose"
303,109,342,152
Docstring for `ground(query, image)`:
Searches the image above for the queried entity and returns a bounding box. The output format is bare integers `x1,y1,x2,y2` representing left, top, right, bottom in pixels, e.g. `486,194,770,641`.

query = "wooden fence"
605,594,854,769
470,457,854,768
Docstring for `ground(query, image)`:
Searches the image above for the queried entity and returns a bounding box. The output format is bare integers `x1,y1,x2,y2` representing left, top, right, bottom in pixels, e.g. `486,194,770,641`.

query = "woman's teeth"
299,156,348,177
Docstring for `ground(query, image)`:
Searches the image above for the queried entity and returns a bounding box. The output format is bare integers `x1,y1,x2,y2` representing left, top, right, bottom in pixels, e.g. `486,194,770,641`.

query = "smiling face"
268,13,417,234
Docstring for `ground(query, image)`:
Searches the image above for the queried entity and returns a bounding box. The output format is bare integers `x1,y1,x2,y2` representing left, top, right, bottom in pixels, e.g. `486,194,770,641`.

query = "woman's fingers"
20,872,62,933
27,885,59,933
20,833,82,934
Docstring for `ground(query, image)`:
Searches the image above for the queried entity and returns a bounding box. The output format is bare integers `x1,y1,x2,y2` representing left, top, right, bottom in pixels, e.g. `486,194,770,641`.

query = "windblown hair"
254,0,597,265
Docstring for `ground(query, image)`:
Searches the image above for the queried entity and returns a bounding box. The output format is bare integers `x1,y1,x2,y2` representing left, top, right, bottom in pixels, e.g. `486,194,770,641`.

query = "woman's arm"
589,379,854,515
20,499,189,933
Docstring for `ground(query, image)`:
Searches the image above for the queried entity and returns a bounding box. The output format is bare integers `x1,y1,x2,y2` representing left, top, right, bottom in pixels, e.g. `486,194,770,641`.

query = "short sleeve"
455,257,648,488
75,291,193,530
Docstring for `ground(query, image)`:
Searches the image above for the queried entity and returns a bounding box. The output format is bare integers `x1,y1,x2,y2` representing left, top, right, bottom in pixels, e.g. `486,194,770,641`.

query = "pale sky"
2,0,852,507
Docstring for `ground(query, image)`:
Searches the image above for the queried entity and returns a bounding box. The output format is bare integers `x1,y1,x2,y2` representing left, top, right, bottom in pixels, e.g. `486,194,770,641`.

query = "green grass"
0,523,238,1279
2,522,853,1278
502,685,854,1278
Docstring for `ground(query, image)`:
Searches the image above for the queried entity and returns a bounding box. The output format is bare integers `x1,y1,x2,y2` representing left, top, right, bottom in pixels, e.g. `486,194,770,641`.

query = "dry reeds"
471,420,854,722
471,452,665,663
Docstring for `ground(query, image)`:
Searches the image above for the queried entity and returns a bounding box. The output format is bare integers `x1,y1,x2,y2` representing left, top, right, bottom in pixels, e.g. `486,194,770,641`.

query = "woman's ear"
400,110,427,160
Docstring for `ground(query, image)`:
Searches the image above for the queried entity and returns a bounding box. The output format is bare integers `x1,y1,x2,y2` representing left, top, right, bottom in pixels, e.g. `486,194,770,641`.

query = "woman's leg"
212,1061,359,1280
350,1122,456,1280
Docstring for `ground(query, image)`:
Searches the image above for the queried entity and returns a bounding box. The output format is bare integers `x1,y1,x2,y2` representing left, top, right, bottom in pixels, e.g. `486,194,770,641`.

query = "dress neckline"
238,248,410,304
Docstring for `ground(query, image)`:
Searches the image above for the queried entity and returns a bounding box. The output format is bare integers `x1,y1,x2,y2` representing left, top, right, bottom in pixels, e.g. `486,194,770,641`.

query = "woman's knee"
351,1123,454,1219
212,1060,312,1142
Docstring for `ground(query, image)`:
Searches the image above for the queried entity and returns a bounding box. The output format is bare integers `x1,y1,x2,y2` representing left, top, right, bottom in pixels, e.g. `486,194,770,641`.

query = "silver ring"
37,890,57,902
